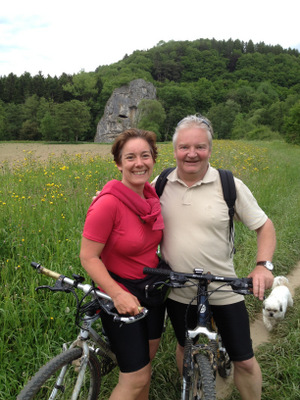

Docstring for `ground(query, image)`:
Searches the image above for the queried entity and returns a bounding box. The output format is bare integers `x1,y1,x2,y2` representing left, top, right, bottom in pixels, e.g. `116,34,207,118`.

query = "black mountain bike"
17,262,148,400
144,266,253,400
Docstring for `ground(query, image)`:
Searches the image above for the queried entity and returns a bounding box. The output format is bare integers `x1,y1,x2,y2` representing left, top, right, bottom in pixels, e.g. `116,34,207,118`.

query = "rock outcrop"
94,79,156,143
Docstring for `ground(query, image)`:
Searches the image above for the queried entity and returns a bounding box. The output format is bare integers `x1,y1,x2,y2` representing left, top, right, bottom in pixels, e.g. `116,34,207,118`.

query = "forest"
0,38,299,144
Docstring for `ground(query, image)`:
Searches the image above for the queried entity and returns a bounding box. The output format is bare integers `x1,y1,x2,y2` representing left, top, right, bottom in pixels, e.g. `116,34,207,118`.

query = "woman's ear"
116,164,122,173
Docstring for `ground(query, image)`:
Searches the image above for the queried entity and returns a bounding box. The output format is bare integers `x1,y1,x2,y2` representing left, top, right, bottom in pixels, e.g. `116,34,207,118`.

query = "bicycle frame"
188,277,218,341
17,262,148,400
143,266,253,400
48,312,112,400
182,275,218,399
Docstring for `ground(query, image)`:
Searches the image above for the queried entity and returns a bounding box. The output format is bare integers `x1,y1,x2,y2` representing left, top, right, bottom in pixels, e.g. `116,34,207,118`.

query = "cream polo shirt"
155,166,268,306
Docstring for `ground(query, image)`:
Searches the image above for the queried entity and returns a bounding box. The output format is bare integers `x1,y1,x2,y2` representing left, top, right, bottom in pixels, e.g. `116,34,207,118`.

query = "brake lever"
36,276,74,294
98,298,149,325
169,272,189,287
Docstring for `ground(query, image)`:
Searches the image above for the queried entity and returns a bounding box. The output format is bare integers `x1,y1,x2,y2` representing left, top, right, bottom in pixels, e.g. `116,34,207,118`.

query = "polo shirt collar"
168,164,218,187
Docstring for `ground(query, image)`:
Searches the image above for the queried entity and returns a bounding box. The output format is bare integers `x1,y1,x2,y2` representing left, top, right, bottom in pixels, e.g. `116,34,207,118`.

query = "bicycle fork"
182,285,218,399
50,316,95,400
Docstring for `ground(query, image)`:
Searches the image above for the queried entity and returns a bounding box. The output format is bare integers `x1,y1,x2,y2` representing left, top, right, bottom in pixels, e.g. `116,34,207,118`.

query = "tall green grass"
0,140,299,399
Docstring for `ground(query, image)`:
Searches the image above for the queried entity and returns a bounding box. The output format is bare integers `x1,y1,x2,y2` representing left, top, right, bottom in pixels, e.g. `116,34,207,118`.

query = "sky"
1,0,299,78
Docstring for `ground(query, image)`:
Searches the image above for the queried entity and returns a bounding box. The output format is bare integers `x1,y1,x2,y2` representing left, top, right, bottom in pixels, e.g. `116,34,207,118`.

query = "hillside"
0,38,299,144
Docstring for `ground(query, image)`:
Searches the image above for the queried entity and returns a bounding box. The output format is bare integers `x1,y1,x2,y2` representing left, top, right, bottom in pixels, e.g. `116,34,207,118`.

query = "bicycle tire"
192,353,216,400
17,347,101,400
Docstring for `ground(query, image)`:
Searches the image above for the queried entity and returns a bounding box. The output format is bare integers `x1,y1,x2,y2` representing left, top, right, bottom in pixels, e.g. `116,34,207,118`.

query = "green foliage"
54,100,91,141
40,111,56,141
0,100,6,140
208,99,241,138
283,100,300,145
158,84,195,139
63,70,98,101
229,289,300,400
0,38,299,143
136,99,166,140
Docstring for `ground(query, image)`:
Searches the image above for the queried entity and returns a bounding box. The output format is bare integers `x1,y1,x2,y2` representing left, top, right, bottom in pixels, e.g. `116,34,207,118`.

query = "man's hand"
92,191,101,201
248,265,274,300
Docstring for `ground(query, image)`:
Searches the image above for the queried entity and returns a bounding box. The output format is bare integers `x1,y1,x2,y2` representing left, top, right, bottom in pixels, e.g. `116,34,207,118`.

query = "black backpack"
155,167,236,253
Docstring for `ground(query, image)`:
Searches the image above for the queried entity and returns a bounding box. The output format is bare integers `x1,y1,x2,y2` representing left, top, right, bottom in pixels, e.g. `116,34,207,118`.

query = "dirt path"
0,142,112,164
216,263,300,399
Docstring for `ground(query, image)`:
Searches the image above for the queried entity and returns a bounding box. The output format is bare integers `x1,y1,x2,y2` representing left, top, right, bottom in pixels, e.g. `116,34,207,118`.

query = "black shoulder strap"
155,167,175,197
218,169,236,253
155,167,237,252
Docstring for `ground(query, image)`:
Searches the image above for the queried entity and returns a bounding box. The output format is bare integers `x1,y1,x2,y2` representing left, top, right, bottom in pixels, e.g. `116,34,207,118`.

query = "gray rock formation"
94,79,156,143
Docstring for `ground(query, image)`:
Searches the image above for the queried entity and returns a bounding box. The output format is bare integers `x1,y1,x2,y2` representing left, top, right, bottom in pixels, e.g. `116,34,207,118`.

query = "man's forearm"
256,218,276,263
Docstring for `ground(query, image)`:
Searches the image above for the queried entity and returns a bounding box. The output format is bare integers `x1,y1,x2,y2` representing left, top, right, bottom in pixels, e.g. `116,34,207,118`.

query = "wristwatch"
256,261,274,271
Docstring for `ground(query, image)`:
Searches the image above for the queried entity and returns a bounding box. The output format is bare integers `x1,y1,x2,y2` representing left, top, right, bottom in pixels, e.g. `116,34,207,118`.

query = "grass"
0,140,299,399
228,288,300,400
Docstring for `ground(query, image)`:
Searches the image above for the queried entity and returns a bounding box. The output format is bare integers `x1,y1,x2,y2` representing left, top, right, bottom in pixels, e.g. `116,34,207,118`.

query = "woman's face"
117,138,154,194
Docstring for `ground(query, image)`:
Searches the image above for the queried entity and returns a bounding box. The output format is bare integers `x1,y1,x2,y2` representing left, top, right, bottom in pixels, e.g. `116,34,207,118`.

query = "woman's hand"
112,290,141,316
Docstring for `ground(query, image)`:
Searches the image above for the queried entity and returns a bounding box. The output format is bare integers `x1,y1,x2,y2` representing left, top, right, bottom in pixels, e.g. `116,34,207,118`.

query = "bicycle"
17,262,148,400
143,266,253,400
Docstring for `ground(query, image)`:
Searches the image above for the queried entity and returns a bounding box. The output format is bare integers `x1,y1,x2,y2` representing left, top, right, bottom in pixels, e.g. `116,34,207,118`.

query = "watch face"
265,261,274,270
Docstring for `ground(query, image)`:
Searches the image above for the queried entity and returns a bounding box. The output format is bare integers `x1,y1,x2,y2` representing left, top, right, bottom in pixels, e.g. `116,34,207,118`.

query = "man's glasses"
177,115,211,129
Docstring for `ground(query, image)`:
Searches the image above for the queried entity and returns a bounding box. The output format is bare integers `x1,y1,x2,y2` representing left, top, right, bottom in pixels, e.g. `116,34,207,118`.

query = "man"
155,115,276,400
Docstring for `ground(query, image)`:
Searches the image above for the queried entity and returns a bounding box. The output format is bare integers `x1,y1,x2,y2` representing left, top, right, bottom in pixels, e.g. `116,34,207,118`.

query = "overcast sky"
1,0,299,78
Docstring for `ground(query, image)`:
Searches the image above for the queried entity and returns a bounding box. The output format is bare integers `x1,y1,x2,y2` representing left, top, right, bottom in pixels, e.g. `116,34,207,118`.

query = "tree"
227,81,256,113
55,100,91,142
40,112,57,141
136,99,166,141
19,120,40,140
208,100,240,139
158,84,195,139
19,95,42,140
4,103,23,140
63,71,98,102
283,100,300,145
190,78,216,113
0,100,6,140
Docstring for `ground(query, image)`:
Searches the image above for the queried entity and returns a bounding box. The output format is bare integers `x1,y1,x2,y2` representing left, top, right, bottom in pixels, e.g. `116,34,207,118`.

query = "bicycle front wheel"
192,353,216,400
17,347,101,400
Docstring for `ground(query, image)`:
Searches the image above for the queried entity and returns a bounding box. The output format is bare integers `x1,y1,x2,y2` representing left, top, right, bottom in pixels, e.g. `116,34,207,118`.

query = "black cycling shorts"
166,299,254,362
100,303,166,373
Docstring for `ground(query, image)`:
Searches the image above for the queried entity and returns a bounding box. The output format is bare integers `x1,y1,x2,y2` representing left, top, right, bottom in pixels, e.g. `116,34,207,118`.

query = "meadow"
0,140,299,399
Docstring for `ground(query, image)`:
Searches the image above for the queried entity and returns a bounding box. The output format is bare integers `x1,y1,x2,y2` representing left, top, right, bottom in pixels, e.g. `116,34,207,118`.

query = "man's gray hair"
172,115,214,149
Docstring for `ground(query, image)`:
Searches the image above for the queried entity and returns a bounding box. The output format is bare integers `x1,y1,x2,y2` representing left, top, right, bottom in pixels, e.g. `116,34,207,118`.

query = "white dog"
262,276,293,331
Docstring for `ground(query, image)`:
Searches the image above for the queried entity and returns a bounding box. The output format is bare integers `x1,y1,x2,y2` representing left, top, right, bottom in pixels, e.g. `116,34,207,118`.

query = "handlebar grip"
231,277,253,294
31,261,61,280
143,267,172,276
239,277,253,287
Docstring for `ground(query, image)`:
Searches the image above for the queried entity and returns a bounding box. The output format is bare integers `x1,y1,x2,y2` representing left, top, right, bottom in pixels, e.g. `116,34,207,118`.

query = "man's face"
174,127,211,183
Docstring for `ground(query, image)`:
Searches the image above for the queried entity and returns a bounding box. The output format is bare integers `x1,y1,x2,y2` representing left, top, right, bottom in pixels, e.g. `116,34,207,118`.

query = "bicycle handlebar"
31,262,148,324
143,266,253,294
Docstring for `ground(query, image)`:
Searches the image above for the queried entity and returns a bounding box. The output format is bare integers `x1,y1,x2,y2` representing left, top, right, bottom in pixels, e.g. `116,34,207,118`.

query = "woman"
80,129,165,400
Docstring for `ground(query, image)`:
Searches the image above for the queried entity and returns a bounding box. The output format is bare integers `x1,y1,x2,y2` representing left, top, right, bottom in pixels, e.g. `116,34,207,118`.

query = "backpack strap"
155,167,175,197
155,167,237,253
218,169,236,254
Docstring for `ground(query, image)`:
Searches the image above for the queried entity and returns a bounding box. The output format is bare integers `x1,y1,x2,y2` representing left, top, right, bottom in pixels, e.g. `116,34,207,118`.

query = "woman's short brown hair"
111,129,158,165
